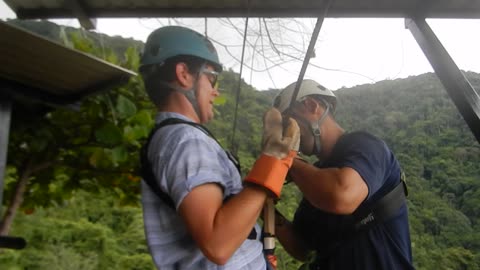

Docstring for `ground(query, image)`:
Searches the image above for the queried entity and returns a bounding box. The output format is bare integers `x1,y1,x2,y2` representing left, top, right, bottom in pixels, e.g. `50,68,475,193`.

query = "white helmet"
273,79,336,113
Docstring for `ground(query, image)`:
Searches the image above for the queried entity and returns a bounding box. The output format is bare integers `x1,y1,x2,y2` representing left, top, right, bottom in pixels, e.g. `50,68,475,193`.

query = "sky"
2,1,480,91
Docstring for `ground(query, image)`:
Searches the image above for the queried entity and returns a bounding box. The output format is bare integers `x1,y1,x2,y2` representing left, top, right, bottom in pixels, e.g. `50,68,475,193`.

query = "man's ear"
303,97,321,114
175,62,193,88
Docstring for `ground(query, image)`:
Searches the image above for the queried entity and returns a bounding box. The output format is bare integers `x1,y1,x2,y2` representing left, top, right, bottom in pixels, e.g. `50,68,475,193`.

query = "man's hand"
261,108,300,158
244,108,300,198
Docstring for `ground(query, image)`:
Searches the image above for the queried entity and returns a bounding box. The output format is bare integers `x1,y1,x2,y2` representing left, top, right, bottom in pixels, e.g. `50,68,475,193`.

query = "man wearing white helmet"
139,25,300,269
272,80,414,269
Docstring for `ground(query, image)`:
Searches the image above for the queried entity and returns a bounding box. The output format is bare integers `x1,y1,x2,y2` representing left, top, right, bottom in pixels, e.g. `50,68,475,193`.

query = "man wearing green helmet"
272,80,414,270
139,25,300,269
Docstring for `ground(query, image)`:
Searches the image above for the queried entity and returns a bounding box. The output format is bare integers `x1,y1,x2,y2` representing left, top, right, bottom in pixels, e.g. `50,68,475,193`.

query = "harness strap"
353,173,408,231
140,118,256,240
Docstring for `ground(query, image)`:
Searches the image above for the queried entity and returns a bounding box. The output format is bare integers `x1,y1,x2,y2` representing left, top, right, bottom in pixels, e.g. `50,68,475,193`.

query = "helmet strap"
182,81,202,121
158,79,202,121
310,102,330,155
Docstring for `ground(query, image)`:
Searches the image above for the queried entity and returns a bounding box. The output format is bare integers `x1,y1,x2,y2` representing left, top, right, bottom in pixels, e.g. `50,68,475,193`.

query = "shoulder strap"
140,119,190,208
158,118,220,143
154,118,242,172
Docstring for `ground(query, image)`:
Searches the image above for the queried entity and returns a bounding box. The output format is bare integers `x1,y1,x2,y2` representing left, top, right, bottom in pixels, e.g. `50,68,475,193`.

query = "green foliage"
4,27,152,211
0,189,154,270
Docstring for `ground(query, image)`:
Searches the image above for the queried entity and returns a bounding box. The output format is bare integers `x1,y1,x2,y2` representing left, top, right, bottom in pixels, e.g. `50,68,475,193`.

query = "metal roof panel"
0,22,136,105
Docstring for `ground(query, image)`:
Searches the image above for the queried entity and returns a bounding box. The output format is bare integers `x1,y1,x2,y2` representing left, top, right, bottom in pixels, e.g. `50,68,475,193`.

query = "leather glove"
244,108,300,197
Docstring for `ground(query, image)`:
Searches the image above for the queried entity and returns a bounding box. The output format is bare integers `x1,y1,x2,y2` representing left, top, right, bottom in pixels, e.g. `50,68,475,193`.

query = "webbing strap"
353,176,408,230
140,120,179,208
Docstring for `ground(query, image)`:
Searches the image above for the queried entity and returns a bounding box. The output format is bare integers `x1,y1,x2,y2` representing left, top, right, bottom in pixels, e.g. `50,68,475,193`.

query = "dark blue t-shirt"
293,131,414,270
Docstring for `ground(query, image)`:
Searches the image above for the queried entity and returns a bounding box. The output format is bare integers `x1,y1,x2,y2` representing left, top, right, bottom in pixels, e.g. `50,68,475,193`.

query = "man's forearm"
290,159,368,214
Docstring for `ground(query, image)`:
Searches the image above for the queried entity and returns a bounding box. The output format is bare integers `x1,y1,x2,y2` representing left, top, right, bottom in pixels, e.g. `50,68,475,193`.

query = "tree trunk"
0,165,32,236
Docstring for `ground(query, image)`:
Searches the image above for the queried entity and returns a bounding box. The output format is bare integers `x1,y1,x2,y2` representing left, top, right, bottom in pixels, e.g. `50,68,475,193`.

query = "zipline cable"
226,1,278,269
204,17,208,38
229,8,250,154
289,0,334,107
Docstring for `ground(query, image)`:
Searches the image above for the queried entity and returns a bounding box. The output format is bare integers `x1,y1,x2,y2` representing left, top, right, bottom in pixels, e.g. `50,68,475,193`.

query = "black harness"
140,118,256,240
353,172,408,231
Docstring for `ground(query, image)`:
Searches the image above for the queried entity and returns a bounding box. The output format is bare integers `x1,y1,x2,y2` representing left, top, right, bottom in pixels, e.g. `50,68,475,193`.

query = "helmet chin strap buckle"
312,127,322,155
310,103,331,155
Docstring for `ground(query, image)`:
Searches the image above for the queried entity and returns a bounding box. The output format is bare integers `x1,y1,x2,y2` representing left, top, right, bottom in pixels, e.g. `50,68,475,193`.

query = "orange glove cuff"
244,150,297,197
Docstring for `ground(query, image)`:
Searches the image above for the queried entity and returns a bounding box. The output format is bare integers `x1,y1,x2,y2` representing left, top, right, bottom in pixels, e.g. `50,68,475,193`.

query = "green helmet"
140,25,222,72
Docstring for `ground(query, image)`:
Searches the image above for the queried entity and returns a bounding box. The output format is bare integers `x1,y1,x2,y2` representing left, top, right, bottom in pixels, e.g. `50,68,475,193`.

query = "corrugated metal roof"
0,22,136,105
5,0,480,19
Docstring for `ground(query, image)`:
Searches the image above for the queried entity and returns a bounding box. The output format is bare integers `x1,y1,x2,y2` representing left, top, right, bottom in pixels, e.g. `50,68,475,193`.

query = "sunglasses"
201,68,220,89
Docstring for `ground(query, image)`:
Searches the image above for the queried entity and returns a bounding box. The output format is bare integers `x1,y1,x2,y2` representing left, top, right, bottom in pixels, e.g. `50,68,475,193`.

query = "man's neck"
158,92,201,123
317,120,345,159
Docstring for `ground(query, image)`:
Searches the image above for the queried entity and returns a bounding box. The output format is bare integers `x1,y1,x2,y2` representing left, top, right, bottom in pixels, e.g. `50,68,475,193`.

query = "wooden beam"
64,0,97,30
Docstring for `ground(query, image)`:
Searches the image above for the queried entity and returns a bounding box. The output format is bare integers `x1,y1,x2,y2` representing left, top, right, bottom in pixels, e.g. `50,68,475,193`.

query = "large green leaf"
116,95,137,119
110,146,128,165
130,110,154,127
124,125,149,142
89,148,107,168
95,123,123,145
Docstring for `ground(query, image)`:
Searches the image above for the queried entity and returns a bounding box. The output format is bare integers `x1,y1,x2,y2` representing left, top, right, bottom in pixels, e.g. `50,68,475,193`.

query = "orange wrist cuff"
244,150,297,197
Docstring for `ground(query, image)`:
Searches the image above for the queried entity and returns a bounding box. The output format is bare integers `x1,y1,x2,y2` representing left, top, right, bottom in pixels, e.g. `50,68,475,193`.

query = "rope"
204,17,208,38
289,0,334,107
229,3,250,154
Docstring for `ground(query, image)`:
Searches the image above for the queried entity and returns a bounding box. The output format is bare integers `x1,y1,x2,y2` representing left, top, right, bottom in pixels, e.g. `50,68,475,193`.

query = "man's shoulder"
342,131,382,143
334,131,387,154
152,119,212,143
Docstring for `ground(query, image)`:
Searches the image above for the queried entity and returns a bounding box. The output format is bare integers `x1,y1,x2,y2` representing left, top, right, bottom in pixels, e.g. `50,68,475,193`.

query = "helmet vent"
317,85,327,91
